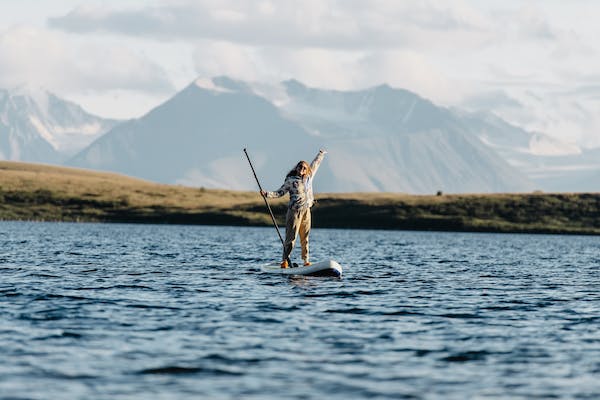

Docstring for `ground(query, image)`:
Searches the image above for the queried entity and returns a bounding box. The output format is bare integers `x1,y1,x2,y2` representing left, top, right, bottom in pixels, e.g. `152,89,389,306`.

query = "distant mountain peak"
372,83,392,91
7,83,50,97
213,76,251,92
281,78,307,94
0,87,118,162
194,77,235,93
193,76,257,95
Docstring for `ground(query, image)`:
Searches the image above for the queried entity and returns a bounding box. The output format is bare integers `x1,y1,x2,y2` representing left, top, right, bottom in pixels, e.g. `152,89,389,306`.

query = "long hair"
286,161,312,178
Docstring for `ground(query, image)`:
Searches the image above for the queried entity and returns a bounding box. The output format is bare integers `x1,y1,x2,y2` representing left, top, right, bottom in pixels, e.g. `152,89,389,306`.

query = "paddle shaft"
243,148,286,248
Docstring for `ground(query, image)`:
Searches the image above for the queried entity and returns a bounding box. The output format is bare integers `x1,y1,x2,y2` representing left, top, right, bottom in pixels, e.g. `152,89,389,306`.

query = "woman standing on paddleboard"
261,149,327,268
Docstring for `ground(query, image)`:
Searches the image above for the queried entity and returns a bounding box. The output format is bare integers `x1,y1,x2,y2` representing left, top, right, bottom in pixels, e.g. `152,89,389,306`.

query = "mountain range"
67,77,533,194
0,87,117,164
1,78,597,193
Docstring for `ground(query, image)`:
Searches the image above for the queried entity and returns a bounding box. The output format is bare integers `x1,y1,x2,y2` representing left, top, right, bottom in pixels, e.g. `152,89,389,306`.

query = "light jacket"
266,151,325,210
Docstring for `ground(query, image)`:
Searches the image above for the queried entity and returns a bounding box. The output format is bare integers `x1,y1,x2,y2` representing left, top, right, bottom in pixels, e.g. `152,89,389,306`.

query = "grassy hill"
1,161,599,235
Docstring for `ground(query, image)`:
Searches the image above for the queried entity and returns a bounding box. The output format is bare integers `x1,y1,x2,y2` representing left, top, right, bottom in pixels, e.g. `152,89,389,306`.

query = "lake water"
1,221,599,399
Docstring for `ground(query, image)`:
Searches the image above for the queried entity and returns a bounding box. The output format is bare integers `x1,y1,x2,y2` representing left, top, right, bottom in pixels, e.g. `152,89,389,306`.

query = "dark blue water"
1,221,599,399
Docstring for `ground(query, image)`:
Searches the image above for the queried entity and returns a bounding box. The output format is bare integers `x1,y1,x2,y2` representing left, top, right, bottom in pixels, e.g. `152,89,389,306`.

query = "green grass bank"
1,161,599,235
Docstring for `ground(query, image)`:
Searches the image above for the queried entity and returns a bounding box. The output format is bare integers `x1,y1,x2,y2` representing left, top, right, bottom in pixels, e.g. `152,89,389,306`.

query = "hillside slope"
1,161,598,235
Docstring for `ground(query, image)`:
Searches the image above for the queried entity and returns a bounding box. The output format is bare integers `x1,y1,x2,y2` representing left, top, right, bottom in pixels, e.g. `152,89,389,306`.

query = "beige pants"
282,207,311,263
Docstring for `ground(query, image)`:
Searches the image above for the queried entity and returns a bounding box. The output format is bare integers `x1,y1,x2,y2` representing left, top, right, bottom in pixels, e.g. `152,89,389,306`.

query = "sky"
1,0,599,148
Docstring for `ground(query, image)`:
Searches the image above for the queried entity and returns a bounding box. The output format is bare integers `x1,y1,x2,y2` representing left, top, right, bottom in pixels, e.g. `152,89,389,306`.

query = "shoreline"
2,217,600,237
1,161,599,236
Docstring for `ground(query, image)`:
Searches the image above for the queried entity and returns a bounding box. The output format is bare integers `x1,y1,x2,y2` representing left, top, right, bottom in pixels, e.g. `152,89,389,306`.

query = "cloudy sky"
1,0,599,148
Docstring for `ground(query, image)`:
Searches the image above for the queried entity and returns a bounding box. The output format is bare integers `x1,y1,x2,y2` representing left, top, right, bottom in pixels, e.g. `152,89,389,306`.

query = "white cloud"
41,1,516,105
0,27,66,90
48,0,494,51
191,43,460,104
192,42,359,89
510,5,558,41
192,41,263,83
4,0,600,146
71,43,174,94
0,26,173,95
357,50,460,103
257,47,360,89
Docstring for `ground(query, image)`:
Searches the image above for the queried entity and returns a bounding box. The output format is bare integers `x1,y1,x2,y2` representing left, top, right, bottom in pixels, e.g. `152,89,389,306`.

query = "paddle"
243,148,295,268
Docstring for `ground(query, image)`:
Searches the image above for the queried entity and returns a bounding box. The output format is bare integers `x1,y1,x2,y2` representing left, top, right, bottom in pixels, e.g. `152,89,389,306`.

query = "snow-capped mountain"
455,111,600,192
264,80,534,192
69,77,535,194
0,87,118,163
68,78,318,190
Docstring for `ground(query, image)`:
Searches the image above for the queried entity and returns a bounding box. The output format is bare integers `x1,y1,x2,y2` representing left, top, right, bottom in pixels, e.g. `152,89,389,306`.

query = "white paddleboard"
261,259,343,277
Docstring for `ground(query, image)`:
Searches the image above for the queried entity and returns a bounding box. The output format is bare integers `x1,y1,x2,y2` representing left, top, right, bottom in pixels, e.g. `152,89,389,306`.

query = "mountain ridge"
68,80,318,190
0,87,118,163
4,78,596,193
68,77,536,194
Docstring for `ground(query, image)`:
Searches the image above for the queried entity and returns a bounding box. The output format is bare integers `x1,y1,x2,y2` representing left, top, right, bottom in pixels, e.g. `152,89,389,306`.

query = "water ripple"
1,222,599,399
